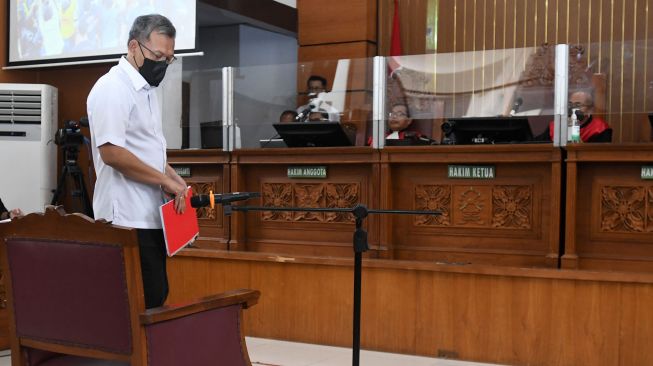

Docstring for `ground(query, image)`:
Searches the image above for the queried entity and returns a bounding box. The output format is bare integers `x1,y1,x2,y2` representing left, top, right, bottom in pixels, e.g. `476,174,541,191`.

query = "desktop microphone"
190,192,261,208
296,104,315,122
509,97,523,116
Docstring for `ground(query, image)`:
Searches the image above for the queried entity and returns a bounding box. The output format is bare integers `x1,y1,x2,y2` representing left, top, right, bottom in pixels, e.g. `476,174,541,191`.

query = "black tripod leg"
71,167,93,217
51,165,69,206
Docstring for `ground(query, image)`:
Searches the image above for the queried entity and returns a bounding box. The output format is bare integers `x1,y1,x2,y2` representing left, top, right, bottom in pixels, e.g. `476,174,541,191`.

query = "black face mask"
136,44,168,87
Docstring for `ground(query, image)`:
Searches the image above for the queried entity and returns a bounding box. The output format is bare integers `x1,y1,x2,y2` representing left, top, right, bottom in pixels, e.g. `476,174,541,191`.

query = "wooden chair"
0,207,260,366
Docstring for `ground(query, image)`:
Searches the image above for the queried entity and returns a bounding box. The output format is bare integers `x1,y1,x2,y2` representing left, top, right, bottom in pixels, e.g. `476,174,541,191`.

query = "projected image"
10,0,195,65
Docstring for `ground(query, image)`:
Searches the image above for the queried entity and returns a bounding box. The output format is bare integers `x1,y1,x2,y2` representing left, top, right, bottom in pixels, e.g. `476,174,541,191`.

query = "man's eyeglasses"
569,102,591,109
138,42,177,65
389,111,408,118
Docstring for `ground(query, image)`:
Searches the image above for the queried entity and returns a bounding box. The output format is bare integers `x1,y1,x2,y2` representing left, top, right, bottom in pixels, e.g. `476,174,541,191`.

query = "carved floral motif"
294,184,324,222
190,182,217,220
325,183,359,223
260,182,359,223
414,185,451,226
601,186,645,232
262,183,293,221
492,186,532,229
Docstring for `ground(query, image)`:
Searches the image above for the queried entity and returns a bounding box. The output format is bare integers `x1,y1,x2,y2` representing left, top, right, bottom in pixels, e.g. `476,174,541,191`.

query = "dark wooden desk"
564,144,653,272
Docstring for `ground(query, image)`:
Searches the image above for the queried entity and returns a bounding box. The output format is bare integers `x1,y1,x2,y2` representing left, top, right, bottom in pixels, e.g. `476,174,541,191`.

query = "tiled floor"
246,338,506,366
0,338,506,366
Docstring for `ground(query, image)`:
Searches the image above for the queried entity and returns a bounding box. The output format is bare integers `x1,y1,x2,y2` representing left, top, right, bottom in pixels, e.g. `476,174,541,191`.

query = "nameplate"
288,166,327,179
174,166,191,178
448,165,495,179
641,166,653,180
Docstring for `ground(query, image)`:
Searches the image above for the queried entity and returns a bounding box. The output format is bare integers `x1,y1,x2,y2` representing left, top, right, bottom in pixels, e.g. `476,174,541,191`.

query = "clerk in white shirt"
87,14,187,309
296,75,341,122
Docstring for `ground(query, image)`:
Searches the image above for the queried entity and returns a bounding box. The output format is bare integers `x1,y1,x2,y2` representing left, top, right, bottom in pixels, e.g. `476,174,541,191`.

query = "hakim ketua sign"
448,165,495,179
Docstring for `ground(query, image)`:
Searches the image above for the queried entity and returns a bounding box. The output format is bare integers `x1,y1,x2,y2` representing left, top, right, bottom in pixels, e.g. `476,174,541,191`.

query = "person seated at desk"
537,90,612,142
367,103,435,145
0,198,23,220
296,75,340,122
279,110,298,123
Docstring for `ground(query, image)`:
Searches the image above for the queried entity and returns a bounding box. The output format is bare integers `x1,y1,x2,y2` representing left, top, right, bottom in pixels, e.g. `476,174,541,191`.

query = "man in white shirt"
87,14,187,309
296,75,341,122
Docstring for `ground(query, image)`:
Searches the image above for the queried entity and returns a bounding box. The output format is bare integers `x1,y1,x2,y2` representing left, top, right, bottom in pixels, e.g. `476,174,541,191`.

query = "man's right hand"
161,177,186,198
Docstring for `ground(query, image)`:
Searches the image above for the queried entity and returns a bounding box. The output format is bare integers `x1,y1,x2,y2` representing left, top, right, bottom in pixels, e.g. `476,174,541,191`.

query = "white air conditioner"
0,84,57,215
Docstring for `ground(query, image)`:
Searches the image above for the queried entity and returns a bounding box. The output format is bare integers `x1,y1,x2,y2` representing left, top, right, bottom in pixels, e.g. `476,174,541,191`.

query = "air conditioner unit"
0,84,57,215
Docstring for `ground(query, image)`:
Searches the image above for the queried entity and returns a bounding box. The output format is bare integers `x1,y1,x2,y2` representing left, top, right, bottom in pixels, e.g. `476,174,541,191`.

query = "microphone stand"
224,202,441,366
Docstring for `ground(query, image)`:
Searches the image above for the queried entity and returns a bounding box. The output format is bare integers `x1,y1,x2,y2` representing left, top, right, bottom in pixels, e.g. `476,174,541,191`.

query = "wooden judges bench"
169,144,562,267
169,143,653,272
165,144,653,366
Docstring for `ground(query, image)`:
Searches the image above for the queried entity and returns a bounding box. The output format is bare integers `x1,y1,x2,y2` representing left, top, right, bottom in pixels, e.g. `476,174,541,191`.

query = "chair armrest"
140,288,260,325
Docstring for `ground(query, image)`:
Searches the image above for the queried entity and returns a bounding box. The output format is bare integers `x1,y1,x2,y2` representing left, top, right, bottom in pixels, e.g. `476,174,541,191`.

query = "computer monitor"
273,122,353,147
441,117,534,145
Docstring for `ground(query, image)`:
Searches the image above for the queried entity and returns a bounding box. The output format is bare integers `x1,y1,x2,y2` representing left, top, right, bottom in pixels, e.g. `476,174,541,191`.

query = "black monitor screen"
441,117,534,145
273,122,353,147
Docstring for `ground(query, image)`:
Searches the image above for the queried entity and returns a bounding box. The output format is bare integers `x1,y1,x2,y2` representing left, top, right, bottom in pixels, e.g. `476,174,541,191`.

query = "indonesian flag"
388,0,402,73
390,0,402,56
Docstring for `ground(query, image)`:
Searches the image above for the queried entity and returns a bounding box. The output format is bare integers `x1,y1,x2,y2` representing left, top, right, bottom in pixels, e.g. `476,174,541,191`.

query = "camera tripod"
51,145,93,217
226,203,440,366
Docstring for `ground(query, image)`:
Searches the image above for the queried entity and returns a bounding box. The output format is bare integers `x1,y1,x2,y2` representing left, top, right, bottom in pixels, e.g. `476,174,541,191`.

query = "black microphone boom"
190,192,260,208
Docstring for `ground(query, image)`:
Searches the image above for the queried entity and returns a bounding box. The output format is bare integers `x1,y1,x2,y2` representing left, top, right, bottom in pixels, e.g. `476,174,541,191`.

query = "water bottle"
569,108,581,143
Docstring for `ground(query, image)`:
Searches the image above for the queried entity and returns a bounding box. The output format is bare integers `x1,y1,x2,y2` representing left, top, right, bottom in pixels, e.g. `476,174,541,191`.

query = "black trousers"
136,229,169,309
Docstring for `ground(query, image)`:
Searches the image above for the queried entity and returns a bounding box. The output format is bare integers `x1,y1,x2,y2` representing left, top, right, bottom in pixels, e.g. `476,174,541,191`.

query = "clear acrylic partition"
382,46,557,146
231,58,373,149
571,40,653,143
180,66,223,150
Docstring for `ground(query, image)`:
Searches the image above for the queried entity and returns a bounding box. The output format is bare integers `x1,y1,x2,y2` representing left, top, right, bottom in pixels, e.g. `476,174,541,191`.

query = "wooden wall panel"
167,253,653,366
298,0,376,46
297,42,376,94
378,0,429,56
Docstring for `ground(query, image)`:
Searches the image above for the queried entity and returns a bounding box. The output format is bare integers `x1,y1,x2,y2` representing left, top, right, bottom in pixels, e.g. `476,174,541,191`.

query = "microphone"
190,192,260,208
509,97,523,116
296,104,314,122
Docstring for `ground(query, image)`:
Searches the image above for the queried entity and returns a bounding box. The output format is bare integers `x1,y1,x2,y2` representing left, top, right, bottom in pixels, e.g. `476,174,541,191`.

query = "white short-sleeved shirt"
87,57,167,229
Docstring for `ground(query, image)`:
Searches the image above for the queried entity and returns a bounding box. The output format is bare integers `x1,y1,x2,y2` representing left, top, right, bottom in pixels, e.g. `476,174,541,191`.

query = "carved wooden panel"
600,186,647,233
294,184,324,222
325,183,359,223
414,185,451,226
414,184,533,230
454,186,492,227
261,183,293,221
261,182,360,223
492,186,533,230
189,182,217,220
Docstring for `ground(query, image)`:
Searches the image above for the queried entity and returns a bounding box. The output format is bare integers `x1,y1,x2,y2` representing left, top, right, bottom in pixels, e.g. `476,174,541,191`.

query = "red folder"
159,187,199,256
